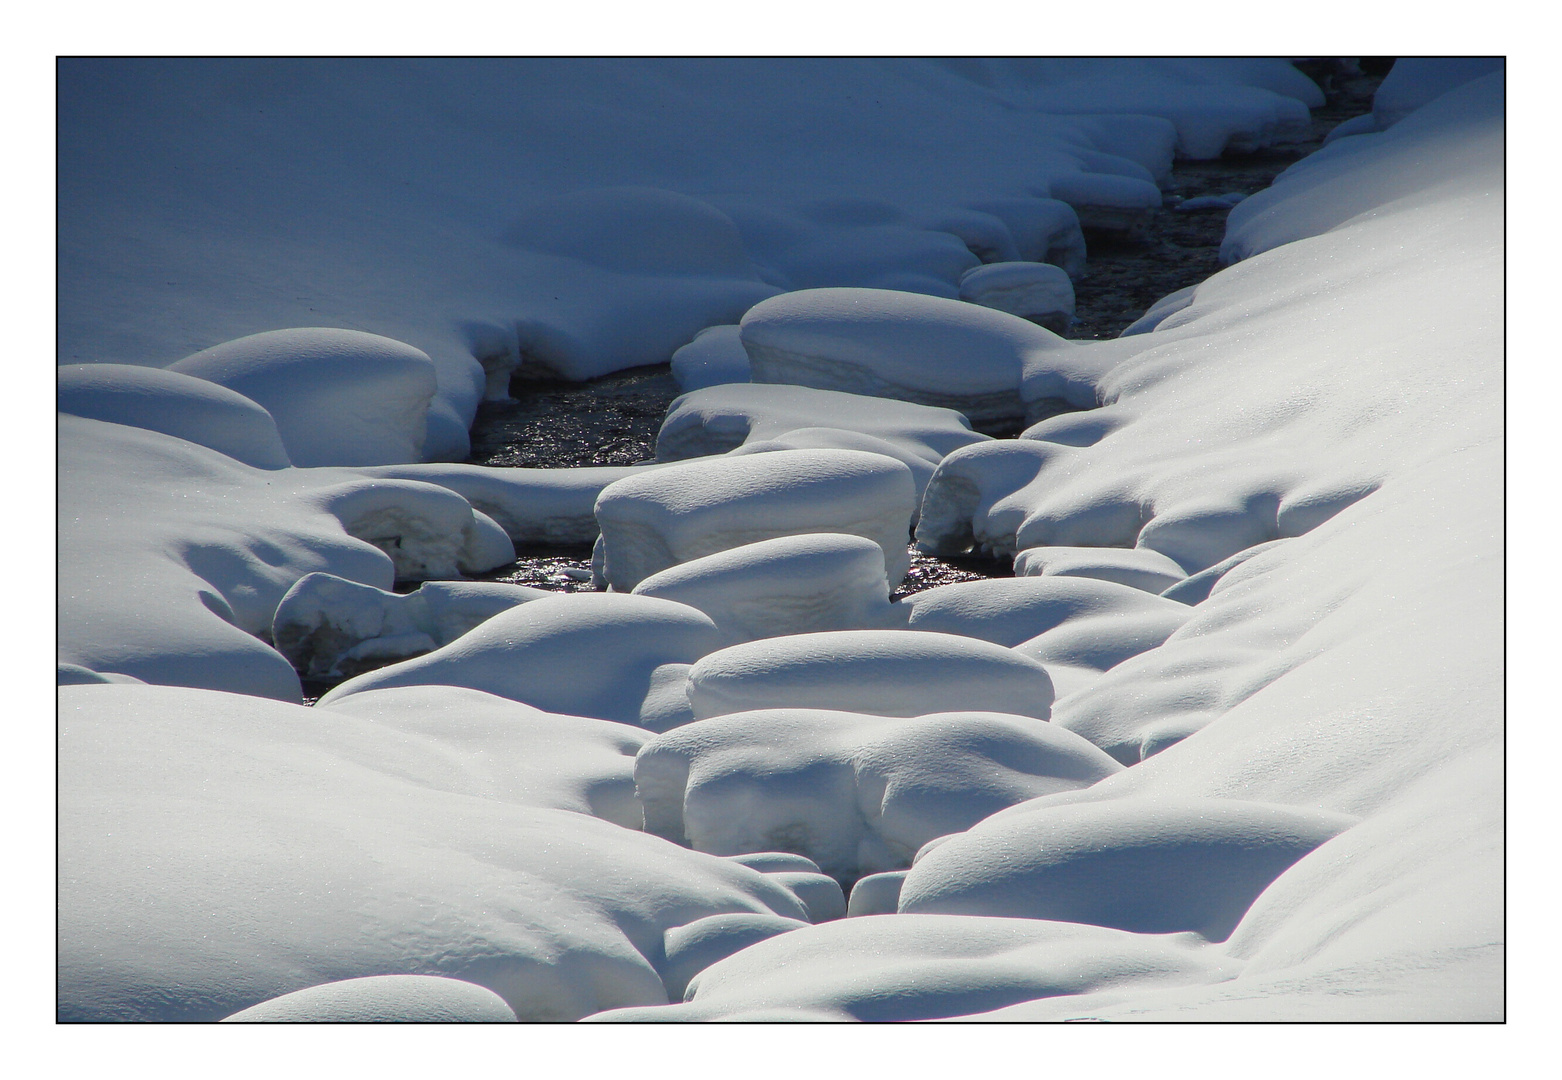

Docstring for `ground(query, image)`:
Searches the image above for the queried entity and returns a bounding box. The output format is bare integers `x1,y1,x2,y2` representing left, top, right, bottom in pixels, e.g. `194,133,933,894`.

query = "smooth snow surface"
636,708,1121,881
59,684,819,1022
221,975,518,1023
957,261,1076,334
670,325,750,391
595,448,918,590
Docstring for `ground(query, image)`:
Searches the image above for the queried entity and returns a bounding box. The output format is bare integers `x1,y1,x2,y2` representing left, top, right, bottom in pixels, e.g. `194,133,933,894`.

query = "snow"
636,707,1121,881
957,261,1076,334
899,797,1356,940
670,324,750,392
316,593,723,726
168,328,440,467
904,575,1190,648
659,913,808,1001
273,574,546,679
631,533,903,648
220,975,518,1023
58,683,819,1022
739,287,1075,426
57,362,291,469
594,448,918,590
684,631,1056,722
1371,57,1506,128
1014,545,1190,592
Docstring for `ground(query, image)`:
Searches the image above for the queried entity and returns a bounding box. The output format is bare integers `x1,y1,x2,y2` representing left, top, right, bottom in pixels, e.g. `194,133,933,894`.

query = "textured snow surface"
58,684,827,1022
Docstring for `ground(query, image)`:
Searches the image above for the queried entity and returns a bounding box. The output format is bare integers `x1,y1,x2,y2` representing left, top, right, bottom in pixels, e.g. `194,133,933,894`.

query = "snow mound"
636,707,1121,882
221,975,518,1023
273,574,547,679
739,287,1074,426
316,593,722,726
847,871,907,916
1015,545,1190,592
685,631,1055,721
900,797,1355,940
168,328,439,467
670,325,750,391
594,448,918,590
1372,58,1505,129
958,261,1075,334
586,915,1237,1022
660,914,809,1001
631,533,902,648
58,363,291,469
904,575,1189,648
59,684,812,1021
1118,284,1197,337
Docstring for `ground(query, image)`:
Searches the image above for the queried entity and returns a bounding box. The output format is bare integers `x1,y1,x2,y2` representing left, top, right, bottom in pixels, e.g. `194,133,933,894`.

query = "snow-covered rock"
316,593,722,726
1371,58,1505,129
899,797,1356,940
957,261,1075,333
670,324,750,391
221,975,518,1023
168,328,439,467
636,707,1122,881
659,914,808,1001
59,683,817,1021
594,448,918,590
904,575,1189,649
631,533,903,648
684,631,1056,722
273,574,547,679
586,915,1239,1022
739,288,1078,426
58,363,292,469
1014,545,1190,592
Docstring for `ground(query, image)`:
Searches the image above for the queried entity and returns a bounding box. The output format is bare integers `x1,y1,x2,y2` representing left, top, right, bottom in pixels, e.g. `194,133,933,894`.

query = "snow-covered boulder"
684,630,1056,721
168,328,439,467
586,915,1238,1022
1014,545,1190,592
659,914,809,1001
738,287,1076,426
1118,284,1198,337
670,324,750,391
594,449,918,590
221,975,518,1023
631,533,903,648
957,262,1075,334
904,575,1189,649
1372,58,1505,129
899,797,1356,941
635,708,1122,881
58,684,815,1022
273,575,547,679
58,363,291,469
316,593,722,726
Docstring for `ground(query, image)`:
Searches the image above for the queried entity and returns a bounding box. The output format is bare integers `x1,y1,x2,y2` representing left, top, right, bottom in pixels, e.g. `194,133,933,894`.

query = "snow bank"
168,328,439,467
899,797,1355,941
685,630,1055,721
594,449,918,590
58,683,815,1021
631,533,902,647
587,915,1238,1022
221,975,518,1023
739,287,1076,426
957,262,1075,334
636,708,1121,881
57,363,291,469
316,593,722,726
273,575,546,679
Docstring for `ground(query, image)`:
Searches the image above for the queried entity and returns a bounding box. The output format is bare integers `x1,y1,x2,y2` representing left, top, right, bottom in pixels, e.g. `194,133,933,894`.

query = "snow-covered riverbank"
57,58,1503,1023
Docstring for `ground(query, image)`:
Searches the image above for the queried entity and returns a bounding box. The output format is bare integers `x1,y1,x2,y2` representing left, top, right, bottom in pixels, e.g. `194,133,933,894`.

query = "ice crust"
595,448,918,590
636,708,1122,882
